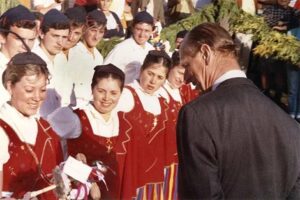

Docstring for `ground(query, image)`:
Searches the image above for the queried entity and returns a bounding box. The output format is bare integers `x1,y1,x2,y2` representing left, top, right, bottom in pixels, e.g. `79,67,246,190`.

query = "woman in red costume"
157,51,199,200
0,52,63,199
295,0,300,9
117,50,174,199
48,64,130,199
161,51,199,110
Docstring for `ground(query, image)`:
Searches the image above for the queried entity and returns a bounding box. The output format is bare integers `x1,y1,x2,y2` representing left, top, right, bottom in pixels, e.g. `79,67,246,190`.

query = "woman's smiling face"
7,74,47,116
92,76,122,114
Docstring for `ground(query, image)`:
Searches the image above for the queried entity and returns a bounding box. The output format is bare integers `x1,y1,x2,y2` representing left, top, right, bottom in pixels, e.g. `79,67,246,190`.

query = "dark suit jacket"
177,78,300,199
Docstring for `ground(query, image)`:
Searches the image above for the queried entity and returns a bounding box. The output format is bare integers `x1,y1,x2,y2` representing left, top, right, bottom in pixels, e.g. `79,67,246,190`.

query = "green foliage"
96,37,123,58
253,32,300,64
0,0,20,15
231,7,300,64
160,0,300,65
217,0,240,22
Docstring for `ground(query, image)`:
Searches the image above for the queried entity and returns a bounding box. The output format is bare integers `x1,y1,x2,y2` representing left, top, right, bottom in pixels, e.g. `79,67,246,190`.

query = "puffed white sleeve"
0,127,9,171
47,107,82,139
158,87,170,103
115,87,134,112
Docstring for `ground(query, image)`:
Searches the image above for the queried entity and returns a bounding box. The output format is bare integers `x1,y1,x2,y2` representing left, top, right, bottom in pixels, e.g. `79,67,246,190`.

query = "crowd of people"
246,0,300,122
0,1,198,199
0,0,300,199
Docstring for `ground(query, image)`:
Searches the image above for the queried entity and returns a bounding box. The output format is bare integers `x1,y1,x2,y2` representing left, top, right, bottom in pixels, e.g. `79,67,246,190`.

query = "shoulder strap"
0,119,22,143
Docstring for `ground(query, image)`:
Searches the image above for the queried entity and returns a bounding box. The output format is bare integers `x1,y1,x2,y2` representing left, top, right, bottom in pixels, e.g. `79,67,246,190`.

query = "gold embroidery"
9,166,16,176
148,99,169,144
149,117,158,133
153,117,158,128
116,112,132,155
106,138,113,153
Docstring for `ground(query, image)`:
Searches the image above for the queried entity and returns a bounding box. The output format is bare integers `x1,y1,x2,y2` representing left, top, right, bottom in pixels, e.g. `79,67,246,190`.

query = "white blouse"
117,80,162,115
162,80,182,103
84,103,119,138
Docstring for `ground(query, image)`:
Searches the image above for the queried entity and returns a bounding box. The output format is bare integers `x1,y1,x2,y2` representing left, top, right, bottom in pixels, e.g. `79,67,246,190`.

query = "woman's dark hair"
141,50,172,73
91,64,125,91
171,51,180,68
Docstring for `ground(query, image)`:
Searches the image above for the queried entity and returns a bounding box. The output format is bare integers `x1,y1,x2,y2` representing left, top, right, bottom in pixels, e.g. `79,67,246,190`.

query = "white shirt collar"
129,37,153,51
77,41,97,56
163,80,182,103
33,44,52,64
83,103,120,137
129,80,162,115
212,70,246,91
131,80,161,97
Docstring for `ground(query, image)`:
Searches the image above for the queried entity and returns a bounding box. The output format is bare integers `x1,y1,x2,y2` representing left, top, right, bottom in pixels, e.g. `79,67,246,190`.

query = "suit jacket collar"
216,77,255,90
212,70,246,91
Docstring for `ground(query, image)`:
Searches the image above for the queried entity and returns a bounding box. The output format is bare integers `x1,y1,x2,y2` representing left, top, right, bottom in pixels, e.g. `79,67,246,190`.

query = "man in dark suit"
177,22,300,199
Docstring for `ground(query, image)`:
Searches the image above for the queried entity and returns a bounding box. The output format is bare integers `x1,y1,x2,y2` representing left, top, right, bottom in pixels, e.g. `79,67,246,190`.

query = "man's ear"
6,81,13,96
0,33,6,45
199,44,212,65
39,31,45,40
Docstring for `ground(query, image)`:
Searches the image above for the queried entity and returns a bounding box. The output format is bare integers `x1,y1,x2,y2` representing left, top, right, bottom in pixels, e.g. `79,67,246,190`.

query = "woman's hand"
75,153,87,164
90,182,101,200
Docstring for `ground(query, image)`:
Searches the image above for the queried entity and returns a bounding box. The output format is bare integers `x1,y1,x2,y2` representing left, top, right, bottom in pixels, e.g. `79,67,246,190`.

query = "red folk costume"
162,82,199,165
67,109,131,200
159,82,199,200
295,0,300,10
118,85,174,200
0,118,63,199
180,83,199,104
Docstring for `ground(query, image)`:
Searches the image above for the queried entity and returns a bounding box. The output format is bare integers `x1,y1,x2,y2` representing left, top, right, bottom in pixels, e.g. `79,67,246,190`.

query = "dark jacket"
177,78,300,199
104,11,125,39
